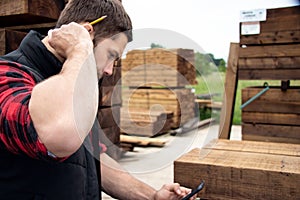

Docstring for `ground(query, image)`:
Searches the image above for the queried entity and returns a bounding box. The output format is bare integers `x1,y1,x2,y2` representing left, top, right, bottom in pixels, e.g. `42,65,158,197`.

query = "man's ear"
82,23,95,40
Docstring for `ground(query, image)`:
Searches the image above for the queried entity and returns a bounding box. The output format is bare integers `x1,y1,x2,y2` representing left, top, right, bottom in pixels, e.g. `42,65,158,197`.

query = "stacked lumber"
242,86,300,144
238,6,300,80
0,0,62,27
174,139,300,200
98,62,123,160
120,135,167,152
120,108,173,137
122,88,195,130
0,0,63,55
0,29,27,55
238,6,300,144
122,48,197,87
121,48,197,136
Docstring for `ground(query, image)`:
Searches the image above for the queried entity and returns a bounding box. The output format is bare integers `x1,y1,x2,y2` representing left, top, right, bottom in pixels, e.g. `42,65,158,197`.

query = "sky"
122,0,299,61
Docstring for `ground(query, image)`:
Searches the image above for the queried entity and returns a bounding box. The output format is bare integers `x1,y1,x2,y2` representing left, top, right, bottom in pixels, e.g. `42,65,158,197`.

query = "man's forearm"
100,153,157,200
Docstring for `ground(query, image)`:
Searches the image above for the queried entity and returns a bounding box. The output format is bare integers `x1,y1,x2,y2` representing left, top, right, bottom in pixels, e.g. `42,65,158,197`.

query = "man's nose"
103,63,114,76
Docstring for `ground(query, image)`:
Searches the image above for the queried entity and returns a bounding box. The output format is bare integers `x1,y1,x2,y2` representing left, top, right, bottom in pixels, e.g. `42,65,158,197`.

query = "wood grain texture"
0,29,27,55
0,0,62,26
240,6,300,45
219,43,239,139
122,48,196,87
174,139,300,200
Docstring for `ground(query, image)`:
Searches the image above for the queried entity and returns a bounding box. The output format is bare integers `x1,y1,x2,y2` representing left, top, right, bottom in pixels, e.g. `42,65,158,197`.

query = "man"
0,0,196,199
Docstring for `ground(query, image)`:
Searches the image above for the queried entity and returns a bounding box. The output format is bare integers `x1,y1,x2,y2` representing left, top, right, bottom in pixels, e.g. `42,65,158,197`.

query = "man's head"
56,0,132,78
56,0,132,45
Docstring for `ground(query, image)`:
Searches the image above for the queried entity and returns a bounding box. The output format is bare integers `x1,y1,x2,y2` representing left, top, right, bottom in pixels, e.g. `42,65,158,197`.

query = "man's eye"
108,52,116,60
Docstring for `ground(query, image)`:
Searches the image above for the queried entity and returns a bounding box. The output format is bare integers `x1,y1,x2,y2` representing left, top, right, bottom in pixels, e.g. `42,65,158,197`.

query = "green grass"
190,72,225,122
192,73,300,125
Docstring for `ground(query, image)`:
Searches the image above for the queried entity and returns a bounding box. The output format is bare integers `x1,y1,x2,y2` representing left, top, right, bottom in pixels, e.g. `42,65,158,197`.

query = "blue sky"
123,0,299,60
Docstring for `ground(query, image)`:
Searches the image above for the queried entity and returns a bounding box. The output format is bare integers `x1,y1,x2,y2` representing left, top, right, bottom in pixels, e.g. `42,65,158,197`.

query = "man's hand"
153,183,196,200
48,22,93,60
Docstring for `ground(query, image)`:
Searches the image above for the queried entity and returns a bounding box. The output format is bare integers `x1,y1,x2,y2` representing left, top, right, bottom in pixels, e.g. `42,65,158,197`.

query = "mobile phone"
181,180,205,200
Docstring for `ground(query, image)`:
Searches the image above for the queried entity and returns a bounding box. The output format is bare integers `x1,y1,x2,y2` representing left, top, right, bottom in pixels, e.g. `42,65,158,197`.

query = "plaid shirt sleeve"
0,60,60,160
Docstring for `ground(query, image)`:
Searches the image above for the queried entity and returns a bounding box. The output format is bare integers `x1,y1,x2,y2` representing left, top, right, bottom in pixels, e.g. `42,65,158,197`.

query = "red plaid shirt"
0,60,51,159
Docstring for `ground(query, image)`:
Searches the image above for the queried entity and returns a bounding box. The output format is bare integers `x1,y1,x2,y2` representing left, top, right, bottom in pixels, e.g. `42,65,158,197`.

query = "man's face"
93,33,128,80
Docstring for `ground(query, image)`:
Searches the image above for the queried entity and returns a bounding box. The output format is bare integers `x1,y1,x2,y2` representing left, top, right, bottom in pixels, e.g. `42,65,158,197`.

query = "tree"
194,52,226,75
150,43,165,49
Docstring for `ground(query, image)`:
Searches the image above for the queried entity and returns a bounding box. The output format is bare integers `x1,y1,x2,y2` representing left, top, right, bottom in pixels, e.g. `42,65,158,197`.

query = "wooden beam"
238,69,300,80
0,0,62,27
174,139,300,199
0,28,27,55
219,43,239,139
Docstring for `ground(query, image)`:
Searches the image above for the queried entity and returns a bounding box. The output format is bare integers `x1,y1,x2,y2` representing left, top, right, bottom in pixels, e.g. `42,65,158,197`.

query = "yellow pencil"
89,15,107,25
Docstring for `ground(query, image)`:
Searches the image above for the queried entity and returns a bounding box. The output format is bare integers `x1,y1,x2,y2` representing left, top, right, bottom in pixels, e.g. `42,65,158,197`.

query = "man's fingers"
163,183,182,195
48,29,53,40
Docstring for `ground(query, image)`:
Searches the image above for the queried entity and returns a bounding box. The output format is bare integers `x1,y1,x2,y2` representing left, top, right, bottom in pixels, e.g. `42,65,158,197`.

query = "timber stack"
239,6,300,144
174,139,300,199
121,48,197,136
97,59,123,159
174,6,300,200
0,0,123,160
0,0,64,55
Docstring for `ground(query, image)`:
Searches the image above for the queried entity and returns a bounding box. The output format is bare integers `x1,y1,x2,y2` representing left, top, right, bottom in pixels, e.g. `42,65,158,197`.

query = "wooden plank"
122,48,196,87
122,88,195,128
260,15,300,33
242,87,300,102
206,139,300,156
242,112,300,126
0,0,62,27
174,140,300,200
121,109,173,122
98,85,122,107
239,44,300,58
219,43,239,139
120,108,174,137
240,30,300,45
0,29,27,55
240,6,300,45
97,106,120,129
242,123,300,144
120,135,168,147
4,22,56,35
238,69,300,80
100,126,121,146
120,120,172,137
100,125,122,160
265,6,300,19
242,101,300,114
243,134,300,144
238,57,300,70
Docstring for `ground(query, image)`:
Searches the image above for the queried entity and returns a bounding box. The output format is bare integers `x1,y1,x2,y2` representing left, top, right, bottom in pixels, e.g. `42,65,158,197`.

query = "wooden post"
219,43,239,139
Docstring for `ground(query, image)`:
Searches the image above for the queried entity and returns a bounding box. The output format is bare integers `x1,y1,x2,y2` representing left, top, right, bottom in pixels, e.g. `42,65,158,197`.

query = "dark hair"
56,0,132,44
